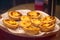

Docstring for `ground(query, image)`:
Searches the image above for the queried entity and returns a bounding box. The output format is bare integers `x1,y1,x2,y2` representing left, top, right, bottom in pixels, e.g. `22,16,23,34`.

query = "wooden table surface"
0,3,60,40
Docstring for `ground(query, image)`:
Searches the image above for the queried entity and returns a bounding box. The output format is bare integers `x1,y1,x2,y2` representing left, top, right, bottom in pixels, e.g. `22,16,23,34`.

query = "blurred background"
0,0,60,19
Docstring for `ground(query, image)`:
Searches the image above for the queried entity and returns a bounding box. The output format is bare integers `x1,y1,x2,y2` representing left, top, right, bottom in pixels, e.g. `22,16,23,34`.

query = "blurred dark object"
0,0,13,14
48,0,56,16
15,0,34,6
44,0,48,13
57,0,60,5
0,0,34,14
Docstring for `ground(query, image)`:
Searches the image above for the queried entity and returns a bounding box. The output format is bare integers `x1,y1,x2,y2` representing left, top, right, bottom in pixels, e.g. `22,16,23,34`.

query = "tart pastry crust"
27,11,41,19
39,23,55,32
23,25,40,35
8,11,22,20
39,16,56,32
3,19,18,29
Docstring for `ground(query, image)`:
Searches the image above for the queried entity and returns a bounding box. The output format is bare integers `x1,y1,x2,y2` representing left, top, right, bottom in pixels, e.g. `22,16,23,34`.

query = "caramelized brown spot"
28,14,31,16
11,11,22,16
5,19,10,21
26,26,30,28
27,12,30,16
37,12,40,16
11,12,14,15
17,12,22,16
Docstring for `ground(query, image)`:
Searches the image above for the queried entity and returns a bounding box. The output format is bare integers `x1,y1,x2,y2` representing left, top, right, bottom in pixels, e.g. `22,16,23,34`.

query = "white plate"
0,9,60,37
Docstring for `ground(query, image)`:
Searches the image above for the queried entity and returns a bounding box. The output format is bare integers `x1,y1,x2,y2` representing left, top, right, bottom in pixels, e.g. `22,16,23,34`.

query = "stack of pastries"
2,10,56,35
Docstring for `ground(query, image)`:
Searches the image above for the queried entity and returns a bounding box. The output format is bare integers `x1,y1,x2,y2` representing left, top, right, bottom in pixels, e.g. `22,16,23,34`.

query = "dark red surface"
0,29,60,40
35,5,44,11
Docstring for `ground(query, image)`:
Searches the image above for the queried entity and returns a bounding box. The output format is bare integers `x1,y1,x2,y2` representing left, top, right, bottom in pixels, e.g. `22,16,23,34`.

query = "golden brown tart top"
9,11,22,17
3,19,18,29
23,25,40,31
8,11,22,20
4,19,18,25
31,19,41,26
40,16,56,23
19,21,31,28
20,15,30,21
27,11,41,19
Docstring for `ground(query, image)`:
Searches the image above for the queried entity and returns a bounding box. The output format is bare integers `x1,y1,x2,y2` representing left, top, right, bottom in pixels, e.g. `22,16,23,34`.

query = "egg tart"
39,23,55,32
27,11,41,19
20,15,30,21
8,11,22,20
40,16,56,24
3,19,18,29
19,21,31,28
31,19,41,26
23,25,40,35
